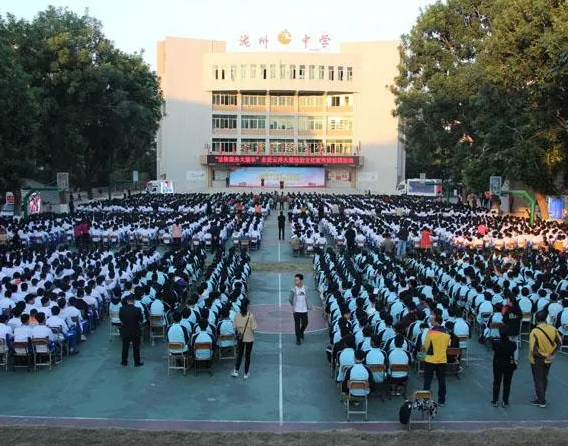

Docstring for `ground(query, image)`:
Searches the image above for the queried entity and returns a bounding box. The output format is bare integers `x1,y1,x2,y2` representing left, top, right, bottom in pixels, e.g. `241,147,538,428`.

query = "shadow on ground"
4,426,568,446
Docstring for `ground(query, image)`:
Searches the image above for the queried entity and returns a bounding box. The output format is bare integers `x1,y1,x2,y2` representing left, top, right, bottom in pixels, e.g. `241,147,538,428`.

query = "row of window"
213,64,354,82
212,94,352,108
212,115,353,131
211,138,354,154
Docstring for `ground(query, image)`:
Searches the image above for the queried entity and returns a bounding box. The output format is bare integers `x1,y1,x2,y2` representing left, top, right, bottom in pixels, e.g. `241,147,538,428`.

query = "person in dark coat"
119,294,144,367
278,211,286,240
491,327,517,407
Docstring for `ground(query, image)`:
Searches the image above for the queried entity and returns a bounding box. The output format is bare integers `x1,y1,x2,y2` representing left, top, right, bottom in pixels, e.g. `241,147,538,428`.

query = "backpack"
399,401,412,425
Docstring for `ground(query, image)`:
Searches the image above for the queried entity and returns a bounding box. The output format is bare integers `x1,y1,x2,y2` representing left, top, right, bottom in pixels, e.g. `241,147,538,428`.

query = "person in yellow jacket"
529,311,562,408
422,313,450,406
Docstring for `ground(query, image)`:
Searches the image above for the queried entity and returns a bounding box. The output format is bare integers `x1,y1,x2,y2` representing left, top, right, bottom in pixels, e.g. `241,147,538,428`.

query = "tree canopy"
0,6,163,194
391,0,568,214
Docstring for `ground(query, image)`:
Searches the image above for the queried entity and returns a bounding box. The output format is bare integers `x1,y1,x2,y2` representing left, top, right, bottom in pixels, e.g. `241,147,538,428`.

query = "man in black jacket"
119,294,144,367
278,211,286,240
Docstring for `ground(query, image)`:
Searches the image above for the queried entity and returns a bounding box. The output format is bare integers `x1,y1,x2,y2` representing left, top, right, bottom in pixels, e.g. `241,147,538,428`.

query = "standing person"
278,211,286,240
529,311,562,407
172,222,182,246
231,298,257,379
289,273,313,345
345,225,356,252
119,294,144,367
396,225,409,257
491,327,517,407
422,314,450,406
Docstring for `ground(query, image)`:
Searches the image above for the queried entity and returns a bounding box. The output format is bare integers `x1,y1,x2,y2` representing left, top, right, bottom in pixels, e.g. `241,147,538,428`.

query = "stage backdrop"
229,167,325,188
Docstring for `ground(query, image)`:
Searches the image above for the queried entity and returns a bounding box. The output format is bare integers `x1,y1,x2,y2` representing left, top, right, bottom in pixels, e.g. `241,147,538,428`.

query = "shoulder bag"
236,315,250,342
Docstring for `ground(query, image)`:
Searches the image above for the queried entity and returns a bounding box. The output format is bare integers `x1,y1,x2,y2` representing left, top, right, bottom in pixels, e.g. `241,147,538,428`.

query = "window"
298,96,324,108
212,114,237,130
269,139,294,154
213,65,219,80
221,67,225,80
212,93,238,106
327,117,352,130
308,65,315,80
241,139,266,153
270,96,294,107
230,65,236,81
250,64,257,79
241,115,266,129
338,66,344,81
280,64,286,79
241,95,266,106
347,66,353,81
328,66,334,81
344,96,350,106
326,139,353,154
290,64,296,80
299,65,306,80
212,138,237,153
318,65,325,80
261,64,267,79
298,139,323,154
330,96,340,107
298,116,323,131
270,64,276,79
240,64,247,79
269,116,295,130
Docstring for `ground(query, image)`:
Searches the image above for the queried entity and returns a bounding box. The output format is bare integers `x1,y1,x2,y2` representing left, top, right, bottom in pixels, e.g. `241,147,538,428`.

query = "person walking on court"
422,314,450,406
529,311,562,407
278,211,286,240
289,273,313,345
119,294,144,367
232,298,257,379
491,327,517,407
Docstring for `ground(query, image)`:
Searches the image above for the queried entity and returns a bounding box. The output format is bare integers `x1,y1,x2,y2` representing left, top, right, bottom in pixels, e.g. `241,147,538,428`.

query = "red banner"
208,155,358,166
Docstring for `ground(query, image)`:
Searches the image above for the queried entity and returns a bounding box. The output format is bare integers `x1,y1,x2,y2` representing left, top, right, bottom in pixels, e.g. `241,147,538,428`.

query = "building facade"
156,37,403,192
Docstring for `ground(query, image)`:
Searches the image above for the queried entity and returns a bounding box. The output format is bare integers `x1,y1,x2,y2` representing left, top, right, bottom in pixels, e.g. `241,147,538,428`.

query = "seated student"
384,331,411,354
342,349,375,397
336,334,356,383
484,303,504,341
150,297,168,326
357,326,373,352
216,307,236,347
444,321,462,364
387,335,412,394
191,318,216,359
365,335,387,383
376,314,396,347
13,314,33,344
0,314,14,348
47,306,79,355
166,312,190,354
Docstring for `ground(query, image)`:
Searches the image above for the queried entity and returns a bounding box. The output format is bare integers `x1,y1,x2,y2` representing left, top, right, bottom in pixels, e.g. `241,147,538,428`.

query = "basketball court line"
278,272,284,426
0,415,565,432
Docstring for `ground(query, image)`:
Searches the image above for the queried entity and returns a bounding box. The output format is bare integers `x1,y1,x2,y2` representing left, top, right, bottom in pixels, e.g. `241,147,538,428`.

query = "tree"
0,16,40,193
392,0,568,217
4,7,163,196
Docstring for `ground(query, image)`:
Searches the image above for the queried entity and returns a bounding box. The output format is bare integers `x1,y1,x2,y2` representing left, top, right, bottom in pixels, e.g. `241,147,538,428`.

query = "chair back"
32,338,50,353
167,342,186,354
412,390,432,400
13,341,29,355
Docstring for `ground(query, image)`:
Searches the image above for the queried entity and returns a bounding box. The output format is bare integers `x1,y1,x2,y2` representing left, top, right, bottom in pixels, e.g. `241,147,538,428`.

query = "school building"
156,36,403,192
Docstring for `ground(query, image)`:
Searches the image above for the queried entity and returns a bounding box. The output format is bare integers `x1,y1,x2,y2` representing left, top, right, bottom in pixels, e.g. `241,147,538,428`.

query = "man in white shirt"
289,273,313,345
0,314,14,348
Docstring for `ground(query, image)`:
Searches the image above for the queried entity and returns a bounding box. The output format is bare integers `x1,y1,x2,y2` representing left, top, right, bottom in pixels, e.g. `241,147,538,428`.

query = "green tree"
0,16,40,193
4,7,163,196
392,0,568,217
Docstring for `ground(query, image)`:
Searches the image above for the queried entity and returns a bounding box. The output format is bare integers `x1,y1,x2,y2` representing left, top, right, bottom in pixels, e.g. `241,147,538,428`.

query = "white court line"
278,273,283,426
0,414,565,426
278,241,281,262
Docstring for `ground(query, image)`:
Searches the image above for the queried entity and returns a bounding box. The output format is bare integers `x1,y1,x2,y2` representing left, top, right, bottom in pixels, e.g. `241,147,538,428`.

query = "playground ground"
1,213,568,443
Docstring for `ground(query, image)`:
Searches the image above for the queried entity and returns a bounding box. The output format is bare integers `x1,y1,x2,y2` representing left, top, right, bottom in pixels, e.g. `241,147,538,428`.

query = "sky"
3,0,437,69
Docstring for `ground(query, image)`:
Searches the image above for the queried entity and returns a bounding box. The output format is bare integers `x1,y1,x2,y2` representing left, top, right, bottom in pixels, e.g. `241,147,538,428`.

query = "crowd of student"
305,193,568,411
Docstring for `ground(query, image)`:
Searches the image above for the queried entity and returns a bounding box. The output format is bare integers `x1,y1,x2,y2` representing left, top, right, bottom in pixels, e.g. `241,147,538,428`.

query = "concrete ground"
1,211,568,432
